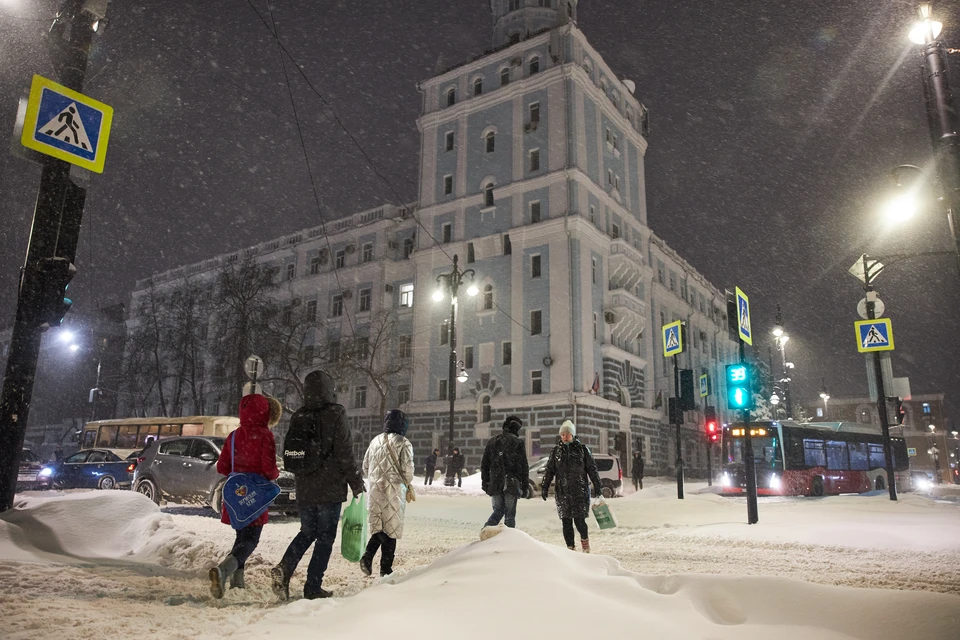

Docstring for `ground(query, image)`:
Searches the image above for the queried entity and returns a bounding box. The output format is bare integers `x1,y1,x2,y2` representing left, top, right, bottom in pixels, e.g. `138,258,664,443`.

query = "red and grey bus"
720,421,911,496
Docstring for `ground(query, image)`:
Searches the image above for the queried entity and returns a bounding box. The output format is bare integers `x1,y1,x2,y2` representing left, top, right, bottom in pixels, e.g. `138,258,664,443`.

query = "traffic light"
895,398,906,425
725,363,753,410
35,257,76,330
704,406,719,443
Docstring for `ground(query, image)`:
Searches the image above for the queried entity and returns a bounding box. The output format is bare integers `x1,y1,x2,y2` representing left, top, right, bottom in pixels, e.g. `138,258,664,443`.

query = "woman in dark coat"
208,394,280,598
541,420,602,553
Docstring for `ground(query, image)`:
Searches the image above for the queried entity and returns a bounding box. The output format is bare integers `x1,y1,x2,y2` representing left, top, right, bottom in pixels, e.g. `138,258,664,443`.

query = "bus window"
784,433,805,468
868,443,885,470
137,425,159,448
826,440,848,470
893,440,909,471
803,439,826,467
848,443,869,470
82,429,97,449
99,425,119,448
117,425,139,449
159,424,181,438
182,423,204,437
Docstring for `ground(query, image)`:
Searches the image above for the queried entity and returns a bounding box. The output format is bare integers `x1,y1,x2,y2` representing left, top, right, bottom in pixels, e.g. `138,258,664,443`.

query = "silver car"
132,436,297,514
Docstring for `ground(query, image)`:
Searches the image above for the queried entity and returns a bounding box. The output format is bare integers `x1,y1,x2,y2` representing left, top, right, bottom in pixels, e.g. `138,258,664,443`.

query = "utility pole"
673,355,684,499
0,0,104,512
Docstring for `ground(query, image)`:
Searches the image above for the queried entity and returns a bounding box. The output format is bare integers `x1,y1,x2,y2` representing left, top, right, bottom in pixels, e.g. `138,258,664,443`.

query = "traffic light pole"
0,0,95,512
863,258,897,501
704,397,712,487
673,355,684,500
740,341,759,524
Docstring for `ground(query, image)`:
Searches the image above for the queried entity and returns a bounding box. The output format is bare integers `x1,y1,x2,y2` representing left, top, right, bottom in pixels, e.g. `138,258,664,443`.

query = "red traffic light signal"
895,398,906,425
705,418,719,443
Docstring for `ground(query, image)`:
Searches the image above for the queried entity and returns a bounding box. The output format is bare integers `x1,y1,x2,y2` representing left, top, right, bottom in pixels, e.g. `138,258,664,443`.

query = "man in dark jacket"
632,451,644,491
480,416,530,528
444,447,466,487
271,370,364,601
424,448,439,485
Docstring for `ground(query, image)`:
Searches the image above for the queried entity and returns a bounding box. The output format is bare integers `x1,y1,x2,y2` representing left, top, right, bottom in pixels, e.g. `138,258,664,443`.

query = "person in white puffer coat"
361,409,414,577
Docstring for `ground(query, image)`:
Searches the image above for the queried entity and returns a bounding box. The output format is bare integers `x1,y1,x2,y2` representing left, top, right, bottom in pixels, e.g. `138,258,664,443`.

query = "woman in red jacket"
208,394,280,599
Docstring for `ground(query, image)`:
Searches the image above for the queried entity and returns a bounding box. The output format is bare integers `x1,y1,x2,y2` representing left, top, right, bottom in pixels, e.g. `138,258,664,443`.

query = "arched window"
500,68,510,87
509,33,520,44
529,56,540,75
474,77,483,96
485,131,495,153
480,394,492,423
483,284,494,310
619,385,631,408
484,183,495,207
567,1,574,18
446,87,456,107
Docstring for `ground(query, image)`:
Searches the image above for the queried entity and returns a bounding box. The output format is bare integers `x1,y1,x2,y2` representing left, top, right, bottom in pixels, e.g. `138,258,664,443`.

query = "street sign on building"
699,373,709,397
735,287,752,345
662,320,683,357
20,75,113,173
855,319,894,353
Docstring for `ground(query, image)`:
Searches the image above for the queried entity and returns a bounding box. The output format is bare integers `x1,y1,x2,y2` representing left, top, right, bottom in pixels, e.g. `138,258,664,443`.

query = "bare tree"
121,283,171,416
340,307,416,415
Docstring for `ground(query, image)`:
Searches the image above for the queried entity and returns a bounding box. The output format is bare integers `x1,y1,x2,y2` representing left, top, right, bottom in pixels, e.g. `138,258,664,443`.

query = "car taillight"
127,463,136,473
619,466,622,481
137,457,145,464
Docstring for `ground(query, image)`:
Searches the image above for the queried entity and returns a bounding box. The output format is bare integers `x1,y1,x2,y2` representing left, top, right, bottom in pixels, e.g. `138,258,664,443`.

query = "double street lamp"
60,330,106,423
770,306,794,419
432,255,478,486
819,379,830,420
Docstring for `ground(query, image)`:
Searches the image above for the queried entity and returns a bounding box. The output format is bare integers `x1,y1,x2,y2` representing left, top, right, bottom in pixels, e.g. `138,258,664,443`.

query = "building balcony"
603,289,646,346
608,239,645,291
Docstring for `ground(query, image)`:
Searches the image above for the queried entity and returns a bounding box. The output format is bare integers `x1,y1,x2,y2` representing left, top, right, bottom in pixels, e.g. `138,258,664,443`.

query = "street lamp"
66,338,105,423
928,423,943,484
433,254,477,486
819,379,830,420
771,306,793,419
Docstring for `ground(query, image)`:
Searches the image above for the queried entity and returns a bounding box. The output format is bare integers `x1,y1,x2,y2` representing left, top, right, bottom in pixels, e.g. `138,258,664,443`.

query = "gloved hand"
593,485,603,498
541,485,549,501
353,484,366,499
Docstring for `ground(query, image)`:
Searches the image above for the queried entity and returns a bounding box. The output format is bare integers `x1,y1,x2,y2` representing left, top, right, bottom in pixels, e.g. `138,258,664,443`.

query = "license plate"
17,474,36,482
289,492,295,501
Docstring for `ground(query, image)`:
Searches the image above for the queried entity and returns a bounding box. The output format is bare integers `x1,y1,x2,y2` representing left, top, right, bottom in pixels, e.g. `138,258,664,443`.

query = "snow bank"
0,492,216,570
235,528,958,640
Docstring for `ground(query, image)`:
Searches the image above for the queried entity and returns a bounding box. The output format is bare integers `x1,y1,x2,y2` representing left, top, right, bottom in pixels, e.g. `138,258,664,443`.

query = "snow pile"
234,528,959,640
414,470,487,496
0,492,217,570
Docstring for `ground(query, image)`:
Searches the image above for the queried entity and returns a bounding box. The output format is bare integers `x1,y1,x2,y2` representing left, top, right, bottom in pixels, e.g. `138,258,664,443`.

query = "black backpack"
282,405,341,473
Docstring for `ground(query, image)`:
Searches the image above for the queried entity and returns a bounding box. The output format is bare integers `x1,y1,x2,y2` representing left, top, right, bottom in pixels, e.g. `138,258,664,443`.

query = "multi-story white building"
124,1,740,476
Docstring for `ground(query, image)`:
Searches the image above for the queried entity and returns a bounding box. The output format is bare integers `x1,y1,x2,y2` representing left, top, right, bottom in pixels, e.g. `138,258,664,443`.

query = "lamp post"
908,3,960,280
928,424,943,485
771,306,793,419
65,333,107,424
819,379,830,420
950,430,959,484
433,255,477,486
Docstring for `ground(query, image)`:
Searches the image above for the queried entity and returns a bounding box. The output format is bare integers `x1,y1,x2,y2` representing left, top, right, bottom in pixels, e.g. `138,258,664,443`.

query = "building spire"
490,0,578,48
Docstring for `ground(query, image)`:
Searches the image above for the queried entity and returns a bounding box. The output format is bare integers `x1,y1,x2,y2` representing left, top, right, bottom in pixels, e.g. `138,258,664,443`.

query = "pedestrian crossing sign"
854,318,894,353
699,373,709,397
735,287,752,345
663,320,683,357
20,75,113,173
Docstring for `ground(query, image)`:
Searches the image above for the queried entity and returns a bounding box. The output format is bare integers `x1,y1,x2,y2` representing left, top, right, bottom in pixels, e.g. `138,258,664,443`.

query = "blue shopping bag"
221,435,281,530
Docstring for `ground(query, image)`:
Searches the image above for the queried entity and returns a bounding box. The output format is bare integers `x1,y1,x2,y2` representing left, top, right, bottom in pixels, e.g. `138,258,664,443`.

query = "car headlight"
769,474,781,490
38,467,53,477
720,472,732,487
915,477,932,491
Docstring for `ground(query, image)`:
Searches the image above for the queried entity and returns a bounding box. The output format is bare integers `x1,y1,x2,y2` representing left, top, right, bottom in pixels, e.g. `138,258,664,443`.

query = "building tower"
491,0,578,47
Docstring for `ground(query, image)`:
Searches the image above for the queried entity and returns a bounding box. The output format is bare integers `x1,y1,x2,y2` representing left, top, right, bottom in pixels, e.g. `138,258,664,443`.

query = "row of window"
438,368,543,399
268,239,416,284
444,59,543,108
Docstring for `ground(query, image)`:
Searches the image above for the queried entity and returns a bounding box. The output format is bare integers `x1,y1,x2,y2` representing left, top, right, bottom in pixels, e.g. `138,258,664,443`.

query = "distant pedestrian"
449,447,466,487
541,420,602,553
271,371,365,601
632,451,644,491
54,444,64,462
424,448,439,485
208,394,280,599
481,416,530,529
361,410,414,577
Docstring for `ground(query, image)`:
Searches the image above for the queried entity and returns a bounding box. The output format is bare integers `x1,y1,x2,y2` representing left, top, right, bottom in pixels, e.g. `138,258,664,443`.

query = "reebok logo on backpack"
282,406,340,473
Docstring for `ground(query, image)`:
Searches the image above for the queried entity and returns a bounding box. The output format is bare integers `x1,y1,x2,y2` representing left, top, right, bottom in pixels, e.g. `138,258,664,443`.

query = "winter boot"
304,587,333,600
229,566,245,589
271,564,290,602
581,539,591,554
208,555,239,599
360,555,373,577
567,545,576,551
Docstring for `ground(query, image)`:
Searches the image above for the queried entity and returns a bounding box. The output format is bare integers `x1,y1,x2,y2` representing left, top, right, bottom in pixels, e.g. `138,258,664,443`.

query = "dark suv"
132,436,297,515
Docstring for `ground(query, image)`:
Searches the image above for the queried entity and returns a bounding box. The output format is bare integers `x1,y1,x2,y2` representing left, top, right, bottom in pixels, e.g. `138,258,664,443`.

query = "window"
399,283,414,308
464,346,474,369
484,183,495,207
530,310,542,335
509,33,520,44
669,272,677,292
362,242,373,263
566,1,573,18
657,261,665,284
529,102,540,123
614,175,620,190
531,254,541,278
446,87,456,107
848,443,869,471
310,256,321,274
482,284,494,310
868,443,886,470
611,223,620,239
593,312,598,340
440,322,449,345
589,205,595,224
503,233,512,255
467,242,475,263
335,250,345,269
591,257,596,284
481,395,492,422
803,438,826,467
305,300,317,321
607,169,613,185
403,236,414,258
354,386,367,409
485,131,495,153
397,384,410,405
445,131,455,152
398,334,412,359
531,370,543,395
529,56,540,75
529,148,540,172
442,222,452,243
331,294,344,317
530,200,541,223
329,340,341,362
443,174,453,195
439,379,448,401
502,341,512,365
354,336,369,358
538,0,551,6
474,77,483,96
359,287,371,312
286,263,295,280
509,0,520,10
500,68,510,87
826,440,848,470
922,403,931,414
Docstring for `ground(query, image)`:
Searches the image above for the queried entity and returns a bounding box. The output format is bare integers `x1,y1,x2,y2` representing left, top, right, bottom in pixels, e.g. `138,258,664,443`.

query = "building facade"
122,1,740,476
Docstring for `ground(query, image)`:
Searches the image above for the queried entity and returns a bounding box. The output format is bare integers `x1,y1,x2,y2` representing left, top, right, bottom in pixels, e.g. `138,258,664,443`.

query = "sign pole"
673,354,684,500
740,340,759,524
704,393,712,487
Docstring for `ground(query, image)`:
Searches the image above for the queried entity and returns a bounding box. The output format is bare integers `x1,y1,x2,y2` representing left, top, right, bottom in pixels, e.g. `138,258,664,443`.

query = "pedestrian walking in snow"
208,394,281,599
424,448,439,485
481,416,530,528
541,420,602,553
632,451,644,491
271,371,365,601
360,410,414,577
446,447,465,487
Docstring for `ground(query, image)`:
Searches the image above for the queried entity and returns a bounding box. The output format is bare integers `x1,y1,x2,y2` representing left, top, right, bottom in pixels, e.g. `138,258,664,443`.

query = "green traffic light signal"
726,364,753,410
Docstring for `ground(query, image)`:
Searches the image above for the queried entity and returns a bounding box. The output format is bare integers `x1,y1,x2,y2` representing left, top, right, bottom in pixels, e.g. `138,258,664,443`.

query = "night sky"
1,0,958,423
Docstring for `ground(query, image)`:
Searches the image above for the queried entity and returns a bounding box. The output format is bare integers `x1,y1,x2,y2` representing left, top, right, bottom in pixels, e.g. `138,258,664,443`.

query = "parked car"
132,436,297,515
16,448,44,491
529,453,623,499
37,449,135,490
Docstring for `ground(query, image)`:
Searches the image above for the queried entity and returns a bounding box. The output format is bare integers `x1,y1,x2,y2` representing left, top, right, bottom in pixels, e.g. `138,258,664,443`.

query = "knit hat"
559,420,576,437
383,409,409,436
503,415,523,434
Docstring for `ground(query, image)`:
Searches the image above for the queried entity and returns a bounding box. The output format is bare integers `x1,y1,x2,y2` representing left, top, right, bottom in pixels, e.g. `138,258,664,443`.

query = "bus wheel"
811,477,824,497
875,476,886,491
136,478,160,505
98,475,116,490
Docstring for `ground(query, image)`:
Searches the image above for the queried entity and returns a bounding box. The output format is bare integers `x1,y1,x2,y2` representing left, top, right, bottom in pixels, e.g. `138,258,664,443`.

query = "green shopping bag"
591,497,618,530
340,494,368,563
